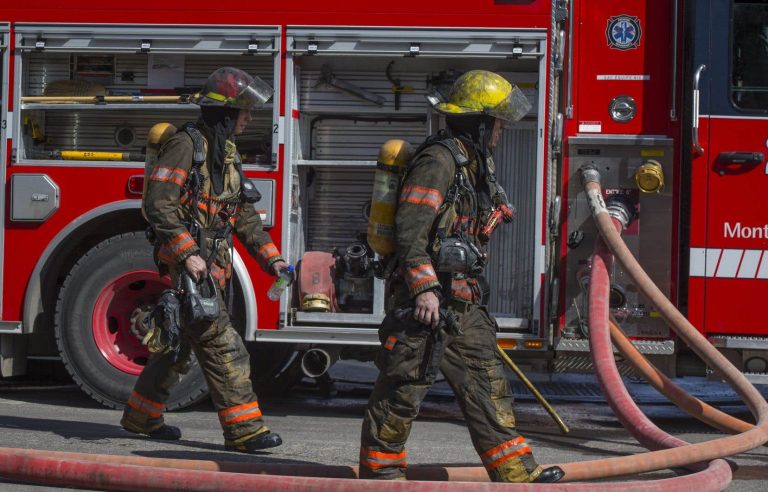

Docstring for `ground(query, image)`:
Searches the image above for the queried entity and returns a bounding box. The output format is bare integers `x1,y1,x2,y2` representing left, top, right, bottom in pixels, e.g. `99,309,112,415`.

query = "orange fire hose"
609,317,754,435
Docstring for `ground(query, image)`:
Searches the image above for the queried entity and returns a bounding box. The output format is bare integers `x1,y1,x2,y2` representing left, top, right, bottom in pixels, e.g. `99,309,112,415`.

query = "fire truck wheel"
54,232,209,411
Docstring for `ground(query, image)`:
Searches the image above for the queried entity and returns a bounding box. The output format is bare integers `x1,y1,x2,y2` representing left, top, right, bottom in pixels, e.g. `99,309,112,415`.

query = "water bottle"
267,265,295,301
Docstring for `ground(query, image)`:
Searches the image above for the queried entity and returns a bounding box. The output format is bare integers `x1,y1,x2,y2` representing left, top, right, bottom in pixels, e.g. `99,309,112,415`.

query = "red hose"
549,175,768,482
588,219,689,450
0,448,733,492
587,217,730,486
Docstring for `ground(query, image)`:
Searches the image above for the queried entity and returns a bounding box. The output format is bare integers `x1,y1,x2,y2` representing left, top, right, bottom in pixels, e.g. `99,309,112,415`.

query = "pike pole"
496,345,570,434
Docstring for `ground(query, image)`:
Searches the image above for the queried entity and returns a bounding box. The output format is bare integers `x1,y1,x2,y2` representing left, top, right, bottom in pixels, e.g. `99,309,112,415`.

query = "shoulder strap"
434,138,469,167
410,130,468,168
176,123,206,256
406,133,474,251
233,152,262,204
180,123,206,168
403,131,468,188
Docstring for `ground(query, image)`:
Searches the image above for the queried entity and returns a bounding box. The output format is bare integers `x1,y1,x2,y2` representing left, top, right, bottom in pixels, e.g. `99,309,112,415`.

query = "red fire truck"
0,0,766,409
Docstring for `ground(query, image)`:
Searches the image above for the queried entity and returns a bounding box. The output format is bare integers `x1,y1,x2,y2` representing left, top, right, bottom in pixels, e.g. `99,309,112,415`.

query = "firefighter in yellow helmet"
121,67,287,453
359,70,563,483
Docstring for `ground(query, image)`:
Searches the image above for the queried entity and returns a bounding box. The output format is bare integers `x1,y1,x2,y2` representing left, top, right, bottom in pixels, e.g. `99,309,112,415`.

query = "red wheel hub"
92,270,171,375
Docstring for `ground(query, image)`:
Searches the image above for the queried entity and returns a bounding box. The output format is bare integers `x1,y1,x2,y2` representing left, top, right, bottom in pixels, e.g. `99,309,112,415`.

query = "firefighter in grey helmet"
121,67,288,453
359,70,564,483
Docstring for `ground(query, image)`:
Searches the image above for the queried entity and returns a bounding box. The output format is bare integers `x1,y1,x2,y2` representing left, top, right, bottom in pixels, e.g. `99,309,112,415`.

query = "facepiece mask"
180,272,220,324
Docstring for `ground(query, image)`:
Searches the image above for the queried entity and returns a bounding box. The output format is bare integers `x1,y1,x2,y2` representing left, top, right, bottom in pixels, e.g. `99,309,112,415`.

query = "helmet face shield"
231,77,274,110
485,85,532,122
196,67,274,110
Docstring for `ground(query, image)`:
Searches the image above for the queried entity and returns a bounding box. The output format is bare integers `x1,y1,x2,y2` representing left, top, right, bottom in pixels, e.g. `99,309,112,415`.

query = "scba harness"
179,123,260,260
405,131,490,278
144,123,263,354
397,131,517,307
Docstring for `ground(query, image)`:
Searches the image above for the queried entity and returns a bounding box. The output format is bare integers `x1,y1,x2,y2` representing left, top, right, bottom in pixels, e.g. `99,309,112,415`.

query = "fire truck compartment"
12,25,280,168
281,28,548,339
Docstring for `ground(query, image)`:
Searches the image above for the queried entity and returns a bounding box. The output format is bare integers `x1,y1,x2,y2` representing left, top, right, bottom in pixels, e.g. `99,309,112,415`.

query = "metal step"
709,336,768,350
555,337,675,355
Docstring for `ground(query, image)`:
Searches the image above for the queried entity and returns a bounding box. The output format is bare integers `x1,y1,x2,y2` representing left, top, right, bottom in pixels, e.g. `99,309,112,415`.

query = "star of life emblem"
606,15,642,51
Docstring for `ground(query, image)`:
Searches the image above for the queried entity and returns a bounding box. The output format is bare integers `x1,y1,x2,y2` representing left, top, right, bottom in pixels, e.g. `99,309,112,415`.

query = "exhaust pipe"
300,347,338,378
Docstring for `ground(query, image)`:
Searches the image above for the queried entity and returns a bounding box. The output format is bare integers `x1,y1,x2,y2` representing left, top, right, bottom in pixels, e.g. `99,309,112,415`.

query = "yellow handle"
21,95,184,103
59,151,128,161
496,345,570,434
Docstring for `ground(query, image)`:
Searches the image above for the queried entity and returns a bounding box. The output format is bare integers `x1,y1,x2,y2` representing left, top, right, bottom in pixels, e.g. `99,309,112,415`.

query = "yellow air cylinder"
142,122,178,220
367,139,414,256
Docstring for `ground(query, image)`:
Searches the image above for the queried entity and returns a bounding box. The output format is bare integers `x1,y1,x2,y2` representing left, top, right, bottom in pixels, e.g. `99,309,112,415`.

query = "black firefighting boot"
225,429,283,453
532,466,565,483
124,424,181,441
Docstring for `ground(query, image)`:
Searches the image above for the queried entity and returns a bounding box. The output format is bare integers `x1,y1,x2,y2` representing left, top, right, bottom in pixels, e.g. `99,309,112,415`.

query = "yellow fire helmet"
433,70,531,122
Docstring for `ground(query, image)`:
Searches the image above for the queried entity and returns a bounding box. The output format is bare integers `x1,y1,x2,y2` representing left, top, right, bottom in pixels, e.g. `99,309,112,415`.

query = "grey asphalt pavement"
0,361,766,491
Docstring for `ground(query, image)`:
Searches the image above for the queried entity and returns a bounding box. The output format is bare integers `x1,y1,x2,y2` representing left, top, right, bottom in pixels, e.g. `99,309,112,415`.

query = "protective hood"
199,106,239,195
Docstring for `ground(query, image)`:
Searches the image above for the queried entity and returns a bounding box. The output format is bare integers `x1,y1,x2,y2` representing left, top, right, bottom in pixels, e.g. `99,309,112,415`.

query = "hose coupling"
635,160,665,193
579,165,601,187
604,194,636,229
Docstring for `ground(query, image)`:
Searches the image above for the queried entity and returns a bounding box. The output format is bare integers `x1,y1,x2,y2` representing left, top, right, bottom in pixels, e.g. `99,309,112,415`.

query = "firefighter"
121,67,286,453
359,70,564,483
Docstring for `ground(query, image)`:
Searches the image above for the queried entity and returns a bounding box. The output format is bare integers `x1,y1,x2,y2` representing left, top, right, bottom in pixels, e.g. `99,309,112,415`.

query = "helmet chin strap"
471,120,495,210
477,120,489,158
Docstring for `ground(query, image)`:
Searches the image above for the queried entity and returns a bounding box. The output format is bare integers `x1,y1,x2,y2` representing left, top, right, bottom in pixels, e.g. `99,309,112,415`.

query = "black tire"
55,232,208,410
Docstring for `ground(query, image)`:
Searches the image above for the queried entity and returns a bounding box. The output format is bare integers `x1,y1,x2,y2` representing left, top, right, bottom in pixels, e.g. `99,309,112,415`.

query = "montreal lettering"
724,222,768,239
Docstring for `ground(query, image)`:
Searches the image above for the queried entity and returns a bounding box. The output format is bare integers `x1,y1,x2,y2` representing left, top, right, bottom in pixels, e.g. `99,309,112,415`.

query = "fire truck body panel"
572,0,676,136
1,0,767,407
687,1,768,344
0,23,10,324
560,0,680,363
0,2,554,31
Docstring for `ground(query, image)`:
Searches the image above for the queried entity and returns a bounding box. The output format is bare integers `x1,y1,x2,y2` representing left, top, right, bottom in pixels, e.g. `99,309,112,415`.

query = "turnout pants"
121,275,268,445
360,303,543,482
